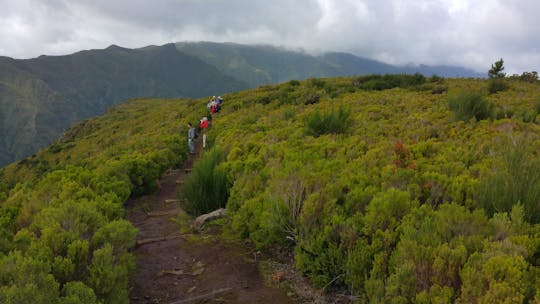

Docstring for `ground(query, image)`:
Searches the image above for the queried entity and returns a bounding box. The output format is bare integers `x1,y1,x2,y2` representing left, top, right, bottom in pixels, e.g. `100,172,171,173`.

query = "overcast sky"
1,0,539,74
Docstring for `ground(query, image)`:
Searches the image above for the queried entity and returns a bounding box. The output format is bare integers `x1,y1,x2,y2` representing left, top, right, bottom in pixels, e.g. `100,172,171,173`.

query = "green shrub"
477,138,540,223
283,109,296,120
534,97,540,115
289,79,300,86
305,106,354,137
353,73,426,91
310,78,326,89
87,244,133,303
125,156,161,196
429,74,443,83
59,282,97,304
448,90,492,121
488,78,509,94
180,148,230,215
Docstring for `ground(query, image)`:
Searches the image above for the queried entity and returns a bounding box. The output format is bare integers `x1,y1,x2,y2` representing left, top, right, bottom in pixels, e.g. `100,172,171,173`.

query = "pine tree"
488,58,506,78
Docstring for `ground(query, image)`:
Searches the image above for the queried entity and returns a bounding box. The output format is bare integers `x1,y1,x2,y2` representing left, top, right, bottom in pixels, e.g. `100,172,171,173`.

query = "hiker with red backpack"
199,117,209,148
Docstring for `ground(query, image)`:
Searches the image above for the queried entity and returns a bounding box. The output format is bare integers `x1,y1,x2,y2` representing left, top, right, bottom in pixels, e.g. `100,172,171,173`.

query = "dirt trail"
127,140,294,304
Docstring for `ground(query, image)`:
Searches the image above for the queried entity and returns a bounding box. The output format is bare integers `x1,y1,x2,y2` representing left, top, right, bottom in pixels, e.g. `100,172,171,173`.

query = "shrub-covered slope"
195,76,540,303
0,97,203,303
1,76,539,303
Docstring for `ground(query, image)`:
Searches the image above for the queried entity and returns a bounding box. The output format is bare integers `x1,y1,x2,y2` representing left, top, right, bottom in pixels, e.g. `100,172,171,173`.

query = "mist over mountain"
1,41,482,167
175,42,483,87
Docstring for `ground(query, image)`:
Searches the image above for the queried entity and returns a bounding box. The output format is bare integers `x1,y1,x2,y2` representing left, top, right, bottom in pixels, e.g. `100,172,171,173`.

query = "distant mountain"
175,42,483,87
0,43,247,167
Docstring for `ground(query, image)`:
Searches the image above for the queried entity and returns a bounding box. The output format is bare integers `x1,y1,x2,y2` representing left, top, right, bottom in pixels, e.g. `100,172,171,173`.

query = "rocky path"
127,141,294,304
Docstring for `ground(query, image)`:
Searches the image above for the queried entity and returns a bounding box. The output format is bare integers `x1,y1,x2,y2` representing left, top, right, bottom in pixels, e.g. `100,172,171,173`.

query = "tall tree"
488,58,506,78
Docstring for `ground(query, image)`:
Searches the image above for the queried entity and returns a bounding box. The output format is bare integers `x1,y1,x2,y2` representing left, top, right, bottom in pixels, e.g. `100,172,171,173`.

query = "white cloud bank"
1,0,539,74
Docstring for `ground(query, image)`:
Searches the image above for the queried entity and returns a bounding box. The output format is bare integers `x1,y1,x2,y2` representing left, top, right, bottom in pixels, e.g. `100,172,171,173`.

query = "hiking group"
187,95,223,154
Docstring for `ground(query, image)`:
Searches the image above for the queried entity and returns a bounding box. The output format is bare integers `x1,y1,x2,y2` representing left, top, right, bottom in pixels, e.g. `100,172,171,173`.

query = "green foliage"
59,282,97,304
509,71,538,82
1,76,539,302
0,97,199,303
0,251,59,304
180,148,230,215
310,78,326,89
88,244,134,304
488,78,509,94
305,106,354,137
448,89,492,121
353,73,426,91
92,219,137,253
205,76,540,301
289,79,300,86
488,58,506,78
477,137,540,223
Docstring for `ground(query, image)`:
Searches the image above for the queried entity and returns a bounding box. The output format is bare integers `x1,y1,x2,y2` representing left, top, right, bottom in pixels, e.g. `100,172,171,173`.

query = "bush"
477,138,540,223
310,78,326,89
448,90,492,121
87,244,133,303
305,106,354,137
488,78,509,94
289,79,300,86
180,148,230,215
353,73,426,91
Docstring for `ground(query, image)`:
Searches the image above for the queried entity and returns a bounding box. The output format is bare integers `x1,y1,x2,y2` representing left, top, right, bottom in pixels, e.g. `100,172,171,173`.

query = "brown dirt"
127,140,296,304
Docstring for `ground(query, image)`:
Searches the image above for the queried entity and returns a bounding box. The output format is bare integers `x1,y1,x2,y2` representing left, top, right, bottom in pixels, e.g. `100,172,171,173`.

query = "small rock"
191,267,204,276
187,286,196,293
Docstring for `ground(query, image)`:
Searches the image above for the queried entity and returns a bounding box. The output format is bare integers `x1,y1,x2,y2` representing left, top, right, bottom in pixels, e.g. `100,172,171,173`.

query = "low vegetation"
208,76,540,303
0,98,201,303
180,148,230,215
1,75,539,303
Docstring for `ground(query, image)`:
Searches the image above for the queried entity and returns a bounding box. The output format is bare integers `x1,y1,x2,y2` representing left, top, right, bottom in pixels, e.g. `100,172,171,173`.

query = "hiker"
187,122,195,154
215,96,223,112
207,96,216,109
199,117,209,148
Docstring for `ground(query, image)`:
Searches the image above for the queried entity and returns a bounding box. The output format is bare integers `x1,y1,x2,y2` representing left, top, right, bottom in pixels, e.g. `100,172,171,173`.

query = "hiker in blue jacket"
188,122,196,154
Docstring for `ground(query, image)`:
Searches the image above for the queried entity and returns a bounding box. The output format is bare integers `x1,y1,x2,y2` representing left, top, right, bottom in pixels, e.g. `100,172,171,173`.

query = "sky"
1,0,539,74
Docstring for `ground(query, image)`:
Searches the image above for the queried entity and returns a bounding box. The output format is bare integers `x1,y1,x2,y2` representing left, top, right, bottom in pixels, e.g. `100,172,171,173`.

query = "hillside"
1,76,539,303
175,41,483,87
0,44,247,168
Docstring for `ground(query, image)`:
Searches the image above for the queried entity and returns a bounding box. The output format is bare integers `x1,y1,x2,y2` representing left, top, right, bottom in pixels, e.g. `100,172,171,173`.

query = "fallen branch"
168,288,233,304
193,208,226,229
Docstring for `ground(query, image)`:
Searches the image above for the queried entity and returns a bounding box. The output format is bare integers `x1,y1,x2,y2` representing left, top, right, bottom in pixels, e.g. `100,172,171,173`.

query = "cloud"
0,0,538,74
